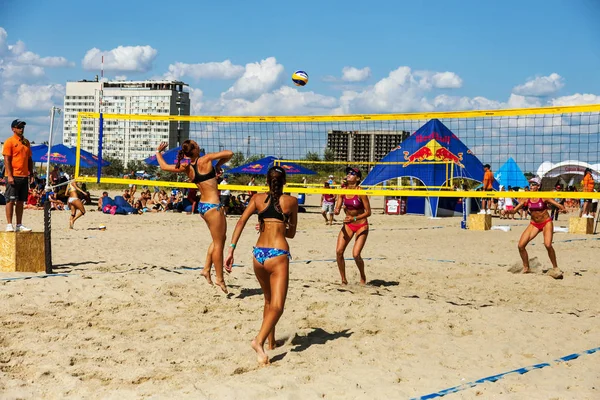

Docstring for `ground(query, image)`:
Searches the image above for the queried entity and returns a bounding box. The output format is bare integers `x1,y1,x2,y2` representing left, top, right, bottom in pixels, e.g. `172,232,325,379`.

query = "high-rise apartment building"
326,130,410,162
63,79,190,165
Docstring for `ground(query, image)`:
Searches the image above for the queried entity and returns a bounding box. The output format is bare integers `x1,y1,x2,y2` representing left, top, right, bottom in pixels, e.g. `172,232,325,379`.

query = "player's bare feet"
341,279,348,285
200,269,213,285
359,278,366,285
215,279,228,294
522,267,531,274
548,268,563,280
251,338,269,365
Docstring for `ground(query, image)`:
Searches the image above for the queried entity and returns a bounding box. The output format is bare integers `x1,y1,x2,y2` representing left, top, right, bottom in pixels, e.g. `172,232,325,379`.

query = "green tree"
102,156,124,177
323,148,335,174
230,151,245,168
304,151,321,172
245,154,265,163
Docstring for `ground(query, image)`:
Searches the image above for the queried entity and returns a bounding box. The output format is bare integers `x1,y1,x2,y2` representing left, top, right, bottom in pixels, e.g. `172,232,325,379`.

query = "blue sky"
1,0,600,146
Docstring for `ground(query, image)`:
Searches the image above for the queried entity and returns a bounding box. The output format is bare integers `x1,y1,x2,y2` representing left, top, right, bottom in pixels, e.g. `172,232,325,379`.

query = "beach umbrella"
227,156,316,175
31,144,110,168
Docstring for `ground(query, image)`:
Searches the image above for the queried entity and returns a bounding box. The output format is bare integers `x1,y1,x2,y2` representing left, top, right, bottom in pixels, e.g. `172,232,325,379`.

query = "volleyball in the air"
292,70,309,87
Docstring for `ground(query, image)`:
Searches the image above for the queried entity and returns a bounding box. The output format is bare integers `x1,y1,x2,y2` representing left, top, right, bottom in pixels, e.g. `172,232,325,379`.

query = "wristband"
229,243,236,249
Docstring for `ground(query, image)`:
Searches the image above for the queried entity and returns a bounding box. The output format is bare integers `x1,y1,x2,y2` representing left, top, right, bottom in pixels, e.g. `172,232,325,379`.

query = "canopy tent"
536,160,600,189
494,157,529,189
31,144,110,168
228,156,317,175
362,118,497,217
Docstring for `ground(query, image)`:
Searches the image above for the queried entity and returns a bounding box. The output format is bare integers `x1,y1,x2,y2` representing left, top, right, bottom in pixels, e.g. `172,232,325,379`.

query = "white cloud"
0,63,45,84
15,84,65,111
431,94,503,111
204,86,337,116
188,87,204,114
222,57,284,100
82,45,158,73
512,73,564,96
506,93,542,109
0,28,8,55
165,60,244,81
549,93,600,106
115,75,127,80
431,72,463,89
13,51,73,67
341,66,371,82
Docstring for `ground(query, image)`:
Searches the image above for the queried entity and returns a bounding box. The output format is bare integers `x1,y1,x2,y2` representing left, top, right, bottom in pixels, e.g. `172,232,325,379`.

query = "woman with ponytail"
225,166,298,365
156,140,233,293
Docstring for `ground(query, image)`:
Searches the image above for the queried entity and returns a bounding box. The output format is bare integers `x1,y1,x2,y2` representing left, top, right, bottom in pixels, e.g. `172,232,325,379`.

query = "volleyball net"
73,104,600,199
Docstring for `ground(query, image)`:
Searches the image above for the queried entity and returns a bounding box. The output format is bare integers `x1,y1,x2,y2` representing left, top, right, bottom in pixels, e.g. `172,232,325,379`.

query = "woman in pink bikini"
334,167,371,285
511,176,566,276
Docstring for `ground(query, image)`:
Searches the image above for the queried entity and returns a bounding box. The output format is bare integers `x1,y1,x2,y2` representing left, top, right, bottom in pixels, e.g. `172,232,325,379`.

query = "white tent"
536,160,600,188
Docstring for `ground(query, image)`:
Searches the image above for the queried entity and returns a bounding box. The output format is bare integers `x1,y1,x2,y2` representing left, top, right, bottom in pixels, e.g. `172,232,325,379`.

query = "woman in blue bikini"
225,166,298,365
156,140,233,293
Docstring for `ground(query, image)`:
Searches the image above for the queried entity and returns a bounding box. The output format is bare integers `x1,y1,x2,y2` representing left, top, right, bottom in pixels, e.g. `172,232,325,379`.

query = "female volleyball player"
225,166,298,365
510,177,566,277
334,167,371,285
65,180,87,229
156,140,233,293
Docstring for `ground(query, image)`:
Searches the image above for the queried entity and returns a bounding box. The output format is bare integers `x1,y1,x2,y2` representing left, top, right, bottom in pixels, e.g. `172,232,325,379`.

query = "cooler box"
297,194,306,205
385,197,400,215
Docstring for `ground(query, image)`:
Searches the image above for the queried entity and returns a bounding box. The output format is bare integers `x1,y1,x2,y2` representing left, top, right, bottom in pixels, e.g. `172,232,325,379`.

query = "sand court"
1,196,599,399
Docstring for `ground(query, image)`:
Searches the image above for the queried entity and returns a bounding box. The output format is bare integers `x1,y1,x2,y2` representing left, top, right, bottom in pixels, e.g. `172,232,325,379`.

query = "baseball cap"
345,167,362,178
11,119,26,128
529,176,541,185
328,175,334,178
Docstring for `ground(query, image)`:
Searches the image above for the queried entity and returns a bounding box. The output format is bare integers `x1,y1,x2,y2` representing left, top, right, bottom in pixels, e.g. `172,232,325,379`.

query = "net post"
97,112,104,183
43,200,53,274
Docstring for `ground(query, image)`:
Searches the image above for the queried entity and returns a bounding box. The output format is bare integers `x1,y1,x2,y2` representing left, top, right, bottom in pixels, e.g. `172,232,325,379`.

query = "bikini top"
258,194,288,223
527,198,547,212
190,161,216,184
343,195,364,211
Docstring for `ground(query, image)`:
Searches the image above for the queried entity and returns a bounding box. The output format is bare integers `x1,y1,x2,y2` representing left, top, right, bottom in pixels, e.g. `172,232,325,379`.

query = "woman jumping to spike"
510,176,566,277
156,140,233,293
225,166,298,365
334,167,371,285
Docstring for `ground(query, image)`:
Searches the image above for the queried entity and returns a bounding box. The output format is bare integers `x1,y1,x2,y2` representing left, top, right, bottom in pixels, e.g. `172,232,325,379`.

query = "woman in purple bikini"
334,167,371,285
225,166,298,365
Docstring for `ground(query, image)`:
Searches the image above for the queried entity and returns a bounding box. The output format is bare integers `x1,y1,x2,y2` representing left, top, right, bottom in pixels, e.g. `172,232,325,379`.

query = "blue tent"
494,157,529,189
31,144,110,168
145,146,188,166
228,156,317,175
362,118,497,217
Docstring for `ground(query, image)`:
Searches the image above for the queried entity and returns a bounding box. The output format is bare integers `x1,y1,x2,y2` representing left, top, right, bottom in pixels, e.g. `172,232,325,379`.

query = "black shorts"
4,176,29,202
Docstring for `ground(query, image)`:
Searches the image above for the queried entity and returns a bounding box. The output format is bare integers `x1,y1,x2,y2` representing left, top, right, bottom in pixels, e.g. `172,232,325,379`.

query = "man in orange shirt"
2,119,33,232
581,168,595,218
479,164,494,215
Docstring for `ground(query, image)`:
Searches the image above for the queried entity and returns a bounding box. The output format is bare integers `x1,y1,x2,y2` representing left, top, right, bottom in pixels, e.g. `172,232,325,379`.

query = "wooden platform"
568,217,594,234
468,214,492,231
0,232,46,273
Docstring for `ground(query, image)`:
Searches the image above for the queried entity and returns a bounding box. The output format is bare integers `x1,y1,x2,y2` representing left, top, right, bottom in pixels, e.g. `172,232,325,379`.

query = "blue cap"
11,119,26,128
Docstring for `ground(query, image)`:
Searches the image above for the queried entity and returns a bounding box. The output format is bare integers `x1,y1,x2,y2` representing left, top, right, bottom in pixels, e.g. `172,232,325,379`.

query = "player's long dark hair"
266,166,286,213
175,140,199,169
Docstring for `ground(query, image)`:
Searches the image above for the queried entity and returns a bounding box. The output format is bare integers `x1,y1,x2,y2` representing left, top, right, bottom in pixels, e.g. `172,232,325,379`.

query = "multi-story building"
326,130,410,163
63,79,190,165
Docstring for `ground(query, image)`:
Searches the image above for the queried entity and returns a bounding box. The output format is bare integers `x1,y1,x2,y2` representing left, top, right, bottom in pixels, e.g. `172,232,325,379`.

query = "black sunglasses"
347,170,358,176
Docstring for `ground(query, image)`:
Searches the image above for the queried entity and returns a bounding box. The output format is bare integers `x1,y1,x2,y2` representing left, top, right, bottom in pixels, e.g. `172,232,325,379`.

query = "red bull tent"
362,118,497,217
227,156,317,175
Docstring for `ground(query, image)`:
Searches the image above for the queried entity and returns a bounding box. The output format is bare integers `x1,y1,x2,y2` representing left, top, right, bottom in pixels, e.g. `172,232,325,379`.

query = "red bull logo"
434,147,464,168
243,163,263,171
403,146,433,166
42,152,67,161
402,139,464,168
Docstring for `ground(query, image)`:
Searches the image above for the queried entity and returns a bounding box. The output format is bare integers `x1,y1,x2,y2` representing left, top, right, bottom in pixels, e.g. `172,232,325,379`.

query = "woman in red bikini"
511,176,566,275
333,167,371,285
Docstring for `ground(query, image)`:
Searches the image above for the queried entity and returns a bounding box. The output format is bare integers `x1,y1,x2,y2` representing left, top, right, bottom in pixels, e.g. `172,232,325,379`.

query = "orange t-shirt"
2,134,32,177
483,170,494,189
582,174,594,192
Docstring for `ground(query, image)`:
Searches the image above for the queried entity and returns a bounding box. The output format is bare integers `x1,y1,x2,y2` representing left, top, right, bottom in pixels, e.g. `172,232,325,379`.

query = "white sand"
1,194,599,399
